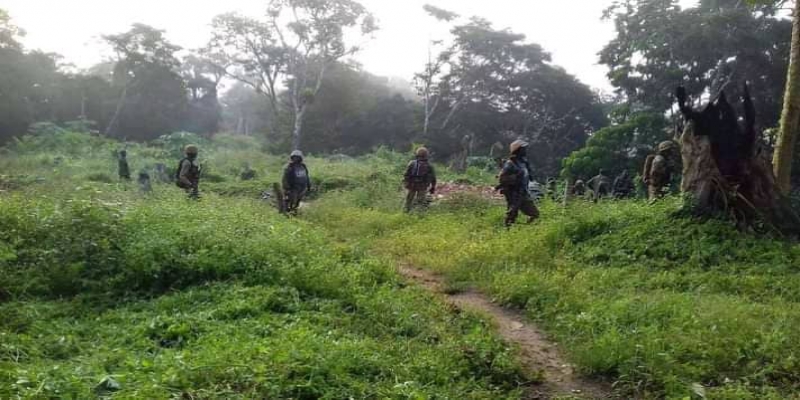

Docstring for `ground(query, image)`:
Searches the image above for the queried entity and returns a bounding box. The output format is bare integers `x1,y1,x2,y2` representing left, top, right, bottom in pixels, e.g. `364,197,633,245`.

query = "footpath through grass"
308,186,800,400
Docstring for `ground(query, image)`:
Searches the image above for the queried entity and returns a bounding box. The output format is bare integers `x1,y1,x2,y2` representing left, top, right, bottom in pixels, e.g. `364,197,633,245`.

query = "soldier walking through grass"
283,150,311,215
117,150,131,181
176,145,201,199
404,147,437,213
498,140,539,227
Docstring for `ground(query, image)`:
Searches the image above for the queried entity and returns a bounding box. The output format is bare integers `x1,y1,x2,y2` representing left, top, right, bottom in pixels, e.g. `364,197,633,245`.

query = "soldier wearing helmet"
498,140,539,226
404,147,437,212
643,140,678,200
283,150,311,215
117,149,131,181
176,145,201,199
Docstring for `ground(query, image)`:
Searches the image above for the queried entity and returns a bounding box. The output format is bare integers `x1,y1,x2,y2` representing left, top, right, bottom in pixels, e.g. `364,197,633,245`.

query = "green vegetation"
0,133,527,399
310,179,800,399
3,131,800,399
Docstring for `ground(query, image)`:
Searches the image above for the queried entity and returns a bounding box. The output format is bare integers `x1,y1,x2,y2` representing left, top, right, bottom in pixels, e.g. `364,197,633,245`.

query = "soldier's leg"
521,196,539,223
404,189,416,212
505,191,522,226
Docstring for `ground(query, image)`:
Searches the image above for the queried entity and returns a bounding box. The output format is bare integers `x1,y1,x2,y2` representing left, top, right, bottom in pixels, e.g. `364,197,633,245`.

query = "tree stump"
676,85,800,235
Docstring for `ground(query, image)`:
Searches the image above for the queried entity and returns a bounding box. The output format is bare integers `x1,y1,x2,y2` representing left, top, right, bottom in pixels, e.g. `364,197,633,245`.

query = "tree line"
1,0,798,186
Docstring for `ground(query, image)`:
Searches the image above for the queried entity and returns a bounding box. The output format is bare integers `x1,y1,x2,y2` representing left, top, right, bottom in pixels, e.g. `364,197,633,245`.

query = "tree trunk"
774,3,800,195
292,105,306,151
106,85,128,138
677,86,800,235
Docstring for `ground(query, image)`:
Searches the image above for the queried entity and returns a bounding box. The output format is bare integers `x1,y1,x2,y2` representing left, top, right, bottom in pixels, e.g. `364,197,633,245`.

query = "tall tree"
771,0,800,193
207,0,377,150
600,0,790,131
417,17,606,176
103,24,187,140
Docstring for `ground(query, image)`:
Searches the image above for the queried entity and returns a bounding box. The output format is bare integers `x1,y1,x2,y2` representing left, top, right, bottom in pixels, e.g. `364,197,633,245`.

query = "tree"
562,112,669,180
0,8,23,49
207,0,377,150
181,55,224,134
103,24,188,140
600,0,791,131
676,85,800,234
769,0,800,194
416,17,606,176
414,5,458,137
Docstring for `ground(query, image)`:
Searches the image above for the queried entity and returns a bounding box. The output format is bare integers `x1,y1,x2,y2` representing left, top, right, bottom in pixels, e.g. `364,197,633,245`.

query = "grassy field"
308,183,800,399
3,130,800,399
0,133,528,399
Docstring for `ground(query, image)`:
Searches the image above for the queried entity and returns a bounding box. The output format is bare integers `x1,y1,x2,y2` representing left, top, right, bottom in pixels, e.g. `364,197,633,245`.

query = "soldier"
612,170,635,199
176,145,201,199
404,147,437,212
586,169,611,202
282,150,311,215
643,141,677,200
498,140,539,227
138,170,152,193
117,150,131,181
571,179,586,197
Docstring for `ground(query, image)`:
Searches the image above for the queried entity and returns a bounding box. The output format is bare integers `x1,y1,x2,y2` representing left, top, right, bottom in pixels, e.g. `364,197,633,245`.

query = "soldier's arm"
305,166,312,191
178,160,193,187
282,166,292,190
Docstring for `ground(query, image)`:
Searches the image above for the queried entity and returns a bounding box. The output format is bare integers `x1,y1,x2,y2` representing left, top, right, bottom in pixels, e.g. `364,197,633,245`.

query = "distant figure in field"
571,179,586,197
613,170,635,199
403,147,437,213
498,140,539,227
282,150,311,215
643,141,678,200
138,170,152,193
587,169,611,202
154,163,171,183
117,150,131,180
240,163,256,181
176,145,201,199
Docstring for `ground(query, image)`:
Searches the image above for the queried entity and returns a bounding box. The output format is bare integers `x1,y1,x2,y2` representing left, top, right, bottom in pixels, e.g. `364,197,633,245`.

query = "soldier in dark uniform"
498,140,539,227
282,150,311,215
403,147,437,212
177,145,201,199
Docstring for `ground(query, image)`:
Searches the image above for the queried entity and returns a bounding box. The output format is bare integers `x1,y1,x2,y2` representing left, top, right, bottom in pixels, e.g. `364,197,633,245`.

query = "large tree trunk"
291,105,306,151
775,3,800,195
677,86,800,235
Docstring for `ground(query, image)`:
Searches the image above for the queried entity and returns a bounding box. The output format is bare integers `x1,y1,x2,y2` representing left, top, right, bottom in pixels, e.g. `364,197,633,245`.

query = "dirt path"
399,265,616,400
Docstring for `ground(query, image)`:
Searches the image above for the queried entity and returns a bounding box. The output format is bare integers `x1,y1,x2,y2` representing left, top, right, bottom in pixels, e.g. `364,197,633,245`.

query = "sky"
2,0,700,92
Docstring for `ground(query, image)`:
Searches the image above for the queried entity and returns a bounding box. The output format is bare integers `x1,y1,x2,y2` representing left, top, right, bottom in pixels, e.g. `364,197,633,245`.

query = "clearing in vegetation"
2,132,800,399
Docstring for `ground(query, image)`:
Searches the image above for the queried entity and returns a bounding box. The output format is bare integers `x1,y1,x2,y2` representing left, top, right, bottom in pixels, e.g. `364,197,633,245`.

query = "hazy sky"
3,0,699,91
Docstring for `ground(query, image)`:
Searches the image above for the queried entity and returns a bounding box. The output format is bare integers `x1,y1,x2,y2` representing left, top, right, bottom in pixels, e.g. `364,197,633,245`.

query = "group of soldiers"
116,145,312,215
116,139,679,226
400,139,680,227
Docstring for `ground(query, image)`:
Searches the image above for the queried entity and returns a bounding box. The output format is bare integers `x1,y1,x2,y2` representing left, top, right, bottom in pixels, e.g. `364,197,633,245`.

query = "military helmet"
290,150,304,159
415,147,429,159
509,140,529,154
184,145,199,155
657,141,676,153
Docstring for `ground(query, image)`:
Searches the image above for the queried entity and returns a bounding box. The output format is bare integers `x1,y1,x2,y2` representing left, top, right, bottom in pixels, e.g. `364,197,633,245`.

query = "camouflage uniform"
404,148,437,212
283,150,311,215
643,141,677,200
586,170,611,202
499,140,539,226
177,145,201,199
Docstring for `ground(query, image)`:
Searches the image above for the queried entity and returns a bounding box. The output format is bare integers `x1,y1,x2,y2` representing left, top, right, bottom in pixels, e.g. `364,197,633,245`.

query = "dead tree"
675,85,800,235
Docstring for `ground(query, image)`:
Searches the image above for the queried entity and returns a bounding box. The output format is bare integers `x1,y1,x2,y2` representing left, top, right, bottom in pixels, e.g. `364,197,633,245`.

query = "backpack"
409,160,431,183
175,158,199,188
498,160,521,187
